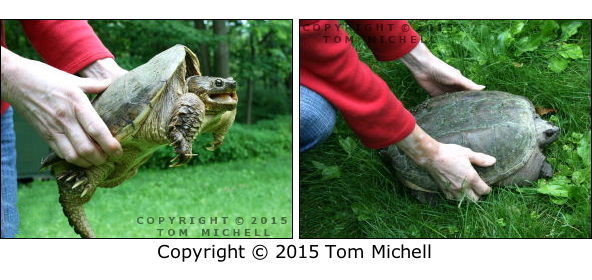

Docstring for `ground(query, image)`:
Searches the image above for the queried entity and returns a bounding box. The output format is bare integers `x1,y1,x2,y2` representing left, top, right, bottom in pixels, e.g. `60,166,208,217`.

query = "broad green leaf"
559,21,583,41
537,183,569,197
571,171,585,186
516,36,543,55
550,197,569,205
576,135,591,166
548,56,569,73
338,137,357,156
496,31,514,52
537,175,571,198
510,21,525,35
515,21,559,55
311,161,341,180
558,44,583,60
540,20,559,39
321,165,341,180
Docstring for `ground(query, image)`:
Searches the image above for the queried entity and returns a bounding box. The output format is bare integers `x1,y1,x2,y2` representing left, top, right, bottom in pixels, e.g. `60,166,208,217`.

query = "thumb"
77,77,112,94
468,151,496,167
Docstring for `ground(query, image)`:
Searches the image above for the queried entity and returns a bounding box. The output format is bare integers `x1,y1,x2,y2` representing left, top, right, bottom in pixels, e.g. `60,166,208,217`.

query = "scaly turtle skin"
41,45,238,237
379,91,560,203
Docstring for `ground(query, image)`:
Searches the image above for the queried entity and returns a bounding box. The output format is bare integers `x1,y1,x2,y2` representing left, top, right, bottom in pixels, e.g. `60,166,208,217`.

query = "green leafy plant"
534,132,589,205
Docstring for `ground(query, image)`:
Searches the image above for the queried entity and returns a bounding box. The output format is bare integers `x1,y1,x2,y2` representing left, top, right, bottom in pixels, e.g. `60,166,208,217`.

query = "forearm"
399,42,433,74
1,47,25,103
395,124,440,166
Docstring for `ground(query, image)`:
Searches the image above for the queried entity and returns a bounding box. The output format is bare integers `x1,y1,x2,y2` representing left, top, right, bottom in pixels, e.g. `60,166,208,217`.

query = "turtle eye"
215,79,223,87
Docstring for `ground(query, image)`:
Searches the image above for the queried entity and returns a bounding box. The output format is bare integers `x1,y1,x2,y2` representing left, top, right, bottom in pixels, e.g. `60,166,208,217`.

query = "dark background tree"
193,20,211,76
3,20,293,124
213,20,230,77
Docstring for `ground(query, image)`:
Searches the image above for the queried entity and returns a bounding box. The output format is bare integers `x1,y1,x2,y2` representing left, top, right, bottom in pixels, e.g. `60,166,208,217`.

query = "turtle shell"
92,44,201,141
380,91,539,194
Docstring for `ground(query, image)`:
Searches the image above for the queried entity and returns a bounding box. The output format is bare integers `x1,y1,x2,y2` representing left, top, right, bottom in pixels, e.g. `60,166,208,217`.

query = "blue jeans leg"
1,107,19,238
299,86,336,153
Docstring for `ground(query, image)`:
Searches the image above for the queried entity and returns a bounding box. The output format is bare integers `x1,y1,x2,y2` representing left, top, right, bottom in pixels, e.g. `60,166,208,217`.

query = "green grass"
300,20,591,238
17,154,292,238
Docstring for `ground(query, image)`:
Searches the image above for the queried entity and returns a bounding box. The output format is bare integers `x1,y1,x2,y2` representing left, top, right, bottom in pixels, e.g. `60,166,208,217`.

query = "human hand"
396,125,496,201
400,42,485,97
79,58,127,81
1,47,122,168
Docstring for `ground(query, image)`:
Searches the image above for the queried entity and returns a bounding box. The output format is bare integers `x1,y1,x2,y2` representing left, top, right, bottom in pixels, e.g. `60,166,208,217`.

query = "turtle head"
534,116,560,147
187,76,238,113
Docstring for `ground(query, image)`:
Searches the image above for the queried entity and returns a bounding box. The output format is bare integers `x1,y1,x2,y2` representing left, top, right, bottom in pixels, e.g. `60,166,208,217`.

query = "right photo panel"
299,20,591,238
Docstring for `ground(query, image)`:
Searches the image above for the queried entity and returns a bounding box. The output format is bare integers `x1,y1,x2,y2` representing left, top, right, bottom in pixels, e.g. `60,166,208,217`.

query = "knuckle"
78,144,96,156
41,130,55,142
63,152,78,163
450,183,463,191
85,123,101,137
53,108,69,120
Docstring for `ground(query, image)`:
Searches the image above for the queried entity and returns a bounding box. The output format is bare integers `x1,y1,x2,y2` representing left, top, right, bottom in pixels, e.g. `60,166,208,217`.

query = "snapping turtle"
380,91,559,203
41,45,238,237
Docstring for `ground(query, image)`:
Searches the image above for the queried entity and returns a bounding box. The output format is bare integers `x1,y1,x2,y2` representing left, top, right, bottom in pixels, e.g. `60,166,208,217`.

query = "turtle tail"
60,200,95,238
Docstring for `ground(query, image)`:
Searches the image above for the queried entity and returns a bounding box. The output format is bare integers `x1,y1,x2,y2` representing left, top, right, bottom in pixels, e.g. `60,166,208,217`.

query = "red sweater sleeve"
20,20,113,74
300,20,420,149
347,20,421,61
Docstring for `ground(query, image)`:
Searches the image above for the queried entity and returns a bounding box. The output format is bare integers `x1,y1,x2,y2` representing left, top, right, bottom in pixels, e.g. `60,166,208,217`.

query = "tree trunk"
246,78,254,124
193,20,211,76
246,31,256,124
213,20,230,77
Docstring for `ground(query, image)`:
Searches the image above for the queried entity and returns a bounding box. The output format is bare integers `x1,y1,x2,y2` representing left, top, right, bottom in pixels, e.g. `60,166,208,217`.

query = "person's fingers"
71,92,123,157
442,189,455,200
455,74,486,91
63,121,107,166
464,188,480,202
53,133,92,168
76,77,111,94
470,173,492,196
48,141,63,160
468,150,496,167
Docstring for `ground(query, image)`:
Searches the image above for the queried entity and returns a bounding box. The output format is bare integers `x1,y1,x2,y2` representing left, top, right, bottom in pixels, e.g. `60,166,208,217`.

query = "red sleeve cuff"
21,20,114,74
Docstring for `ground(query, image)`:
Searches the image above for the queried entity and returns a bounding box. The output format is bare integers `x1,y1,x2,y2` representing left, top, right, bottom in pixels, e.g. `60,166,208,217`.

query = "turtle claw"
168,153,197,168
57,169,92,198
72,179,86,189
65,174,77,182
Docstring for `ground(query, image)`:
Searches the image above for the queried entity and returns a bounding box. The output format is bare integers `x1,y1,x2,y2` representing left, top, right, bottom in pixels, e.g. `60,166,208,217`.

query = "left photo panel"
0,20,293,238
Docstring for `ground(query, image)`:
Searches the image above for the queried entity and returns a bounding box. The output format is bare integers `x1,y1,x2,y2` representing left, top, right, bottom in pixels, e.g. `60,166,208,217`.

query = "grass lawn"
17,154,292,238
300,20,590,238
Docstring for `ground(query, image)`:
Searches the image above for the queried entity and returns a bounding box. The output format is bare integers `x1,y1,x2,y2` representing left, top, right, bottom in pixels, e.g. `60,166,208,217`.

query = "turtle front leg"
206,109,237,151
167,93,205,167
